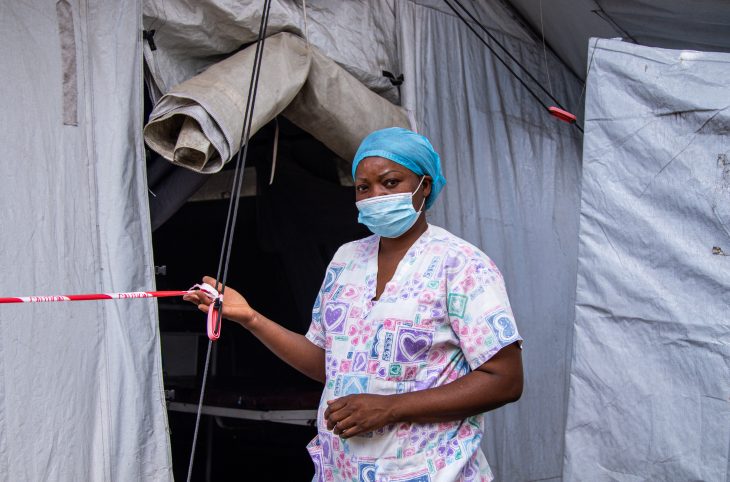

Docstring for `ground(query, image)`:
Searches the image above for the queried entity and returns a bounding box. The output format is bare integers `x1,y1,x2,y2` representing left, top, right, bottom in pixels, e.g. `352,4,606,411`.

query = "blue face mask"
356,177,426,238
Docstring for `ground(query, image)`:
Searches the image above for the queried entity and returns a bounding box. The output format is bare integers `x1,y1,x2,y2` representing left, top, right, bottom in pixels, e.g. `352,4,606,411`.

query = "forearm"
185,279,325,382
389,346,523,424
324,352,523,439
243,311,326,383
389,372,515,424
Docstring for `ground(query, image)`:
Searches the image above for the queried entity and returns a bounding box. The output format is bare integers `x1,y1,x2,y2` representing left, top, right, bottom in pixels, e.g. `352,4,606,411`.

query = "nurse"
185,127,523,481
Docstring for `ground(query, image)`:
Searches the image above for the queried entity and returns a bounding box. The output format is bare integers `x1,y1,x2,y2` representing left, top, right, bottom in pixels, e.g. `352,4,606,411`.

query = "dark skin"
184,156,523,440
355,158,431,301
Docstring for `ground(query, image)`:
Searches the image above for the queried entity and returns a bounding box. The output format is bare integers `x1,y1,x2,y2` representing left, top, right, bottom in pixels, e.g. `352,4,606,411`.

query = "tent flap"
144,32,410,172
565,38,730,481
0,0,172,480
282,41,412,164
143,0,401,102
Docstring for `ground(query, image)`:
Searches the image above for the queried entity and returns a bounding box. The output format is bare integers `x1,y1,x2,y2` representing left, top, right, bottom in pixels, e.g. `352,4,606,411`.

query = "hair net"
352,127,446,210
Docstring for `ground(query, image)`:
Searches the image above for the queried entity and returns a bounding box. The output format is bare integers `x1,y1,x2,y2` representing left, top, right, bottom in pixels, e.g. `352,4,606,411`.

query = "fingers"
182,294,211,314
332,416,359,438
182,293,197,304
202,276,218,290
324,394,391,438
184,276,219,305
326,407,350,431
183,291,209,304
201,276,239,301
326,397,348,410
325,397,363,438
183,277,214,314
324,397,349,429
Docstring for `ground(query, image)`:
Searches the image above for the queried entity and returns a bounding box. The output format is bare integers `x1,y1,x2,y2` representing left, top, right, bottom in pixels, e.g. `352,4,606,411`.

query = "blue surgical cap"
352,127,446,210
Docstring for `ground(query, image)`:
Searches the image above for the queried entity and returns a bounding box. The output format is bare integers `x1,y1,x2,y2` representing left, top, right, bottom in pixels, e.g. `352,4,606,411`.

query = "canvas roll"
144,32,311,173
144,32,410,172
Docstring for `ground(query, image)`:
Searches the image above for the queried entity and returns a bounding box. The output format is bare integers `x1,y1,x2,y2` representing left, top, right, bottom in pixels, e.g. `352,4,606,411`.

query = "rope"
186,1,273,479
185,337,213,482
445,0,563,109
442,0,550,113
539,0,554,97
443,0,583,133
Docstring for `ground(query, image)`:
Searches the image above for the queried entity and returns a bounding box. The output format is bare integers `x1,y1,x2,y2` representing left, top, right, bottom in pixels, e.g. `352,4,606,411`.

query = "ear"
422,175,433,199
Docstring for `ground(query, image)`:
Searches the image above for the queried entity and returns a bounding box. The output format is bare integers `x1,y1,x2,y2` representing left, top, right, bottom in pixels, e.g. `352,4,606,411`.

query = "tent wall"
397,1,584,480
564,39,730,481
0,1,172,480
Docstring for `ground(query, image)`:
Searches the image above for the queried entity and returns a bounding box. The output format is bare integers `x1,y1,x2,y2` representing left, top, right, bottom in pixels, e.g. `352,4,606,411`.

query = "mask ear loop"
412,175,426,194
413,175,427,213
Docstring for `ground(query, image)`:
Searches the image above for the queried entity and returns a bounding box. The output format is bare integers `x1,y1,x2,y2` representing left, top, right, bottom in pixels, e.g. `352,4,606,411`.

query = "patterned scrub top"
305,224,522,482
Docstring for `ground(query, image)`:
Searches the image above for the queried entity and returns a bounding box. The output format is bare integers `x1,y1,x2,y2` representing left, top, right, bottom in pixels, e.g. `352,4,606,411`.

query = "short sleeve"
305,289,326,349
446,252,522,370
304,246,347,349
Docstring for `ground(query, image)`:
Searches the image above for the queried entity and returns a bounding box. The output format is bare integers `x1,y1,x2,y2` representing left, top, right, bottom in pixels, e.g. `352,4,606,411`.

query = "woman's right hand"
183,276,257,329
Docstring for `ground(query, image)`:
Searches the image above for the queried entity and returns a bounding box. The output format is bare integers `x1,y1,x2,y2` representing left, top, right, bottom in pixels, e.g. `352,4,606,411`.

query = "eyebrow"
355,169,403,181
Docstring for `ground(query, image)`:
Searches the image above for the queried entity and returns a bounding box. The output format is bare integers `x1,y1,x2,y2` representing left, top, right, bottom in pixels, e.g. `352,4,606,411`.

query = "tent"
0,0,728,480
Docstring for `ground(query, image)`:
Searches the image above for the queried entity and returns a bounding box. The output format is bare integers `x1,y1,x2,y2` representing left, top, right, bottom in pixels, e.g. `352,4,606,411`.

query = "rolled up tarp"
144,32,410,173
282,43,411,164
144,32,311,173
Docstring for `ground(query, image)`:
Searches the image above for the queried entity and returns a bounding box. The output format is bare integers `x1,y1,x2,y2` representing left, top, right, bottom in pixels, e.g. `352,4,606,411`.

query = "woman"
184,127,523,482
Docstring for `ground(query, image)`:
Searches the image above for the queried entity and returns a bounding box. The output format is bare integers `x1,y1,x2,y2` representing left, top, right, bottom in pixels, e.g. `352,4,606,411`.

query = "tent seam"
136,0,175,476
80,0,112,479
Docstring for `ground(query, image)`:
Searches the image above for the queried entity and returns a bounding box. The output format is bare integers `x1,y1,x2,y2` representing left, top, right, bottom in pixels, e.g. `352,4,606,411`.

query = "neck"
379,213,428,254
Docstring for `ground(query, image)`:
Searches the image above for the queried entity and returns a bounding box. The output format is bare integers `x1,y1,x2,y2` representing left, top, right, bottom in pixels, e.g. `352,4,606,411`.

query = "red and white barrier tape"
0,291,188,304
0,283,223,341
0,283,219,304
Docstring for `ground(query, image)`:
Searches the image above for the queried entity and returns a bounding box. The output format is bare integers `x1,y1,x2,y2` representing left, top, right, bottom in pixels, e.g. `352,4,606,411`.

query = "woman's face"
354,156,432,210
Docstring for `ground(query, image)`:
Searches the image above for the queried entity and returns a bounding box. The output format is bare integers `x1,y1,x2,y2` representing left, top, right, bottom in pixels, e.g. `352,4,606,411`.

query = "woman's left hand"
324,394,395,438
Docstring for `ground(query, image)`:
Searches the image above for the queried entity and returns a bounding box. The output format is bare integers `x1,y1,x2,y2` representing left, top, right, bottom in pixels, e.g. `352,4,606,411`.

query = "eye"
383,178,400,188
355,184,368,193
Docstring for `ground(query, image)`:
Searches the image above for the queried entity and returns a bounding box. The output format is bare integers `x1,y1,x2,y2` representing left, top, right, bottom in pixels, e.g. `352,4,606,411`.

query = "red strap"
548,106,577,124
206,296,223,341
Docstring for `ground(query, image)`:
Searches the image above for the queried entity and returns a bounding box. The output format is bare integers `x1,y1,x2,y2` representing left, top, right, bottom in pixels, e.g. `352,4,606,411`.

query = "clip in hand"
207,295,223,341
189,282,223,341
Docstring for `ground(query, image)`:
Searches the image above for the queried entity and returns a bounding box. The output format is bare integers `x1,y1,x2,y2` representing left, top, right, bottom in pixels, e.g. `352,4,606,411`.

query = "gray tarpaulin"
397,2,584,480
281,36,411,167
144,31,410,173
143,0,401,103
0,1,172,480
509,0,730,82
564,39,730,481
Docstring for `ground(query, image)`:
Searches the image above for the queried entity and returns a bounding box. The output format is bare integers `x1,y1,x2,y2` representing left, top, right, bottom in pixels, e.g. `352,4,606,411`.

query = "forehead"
354,156,413,178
